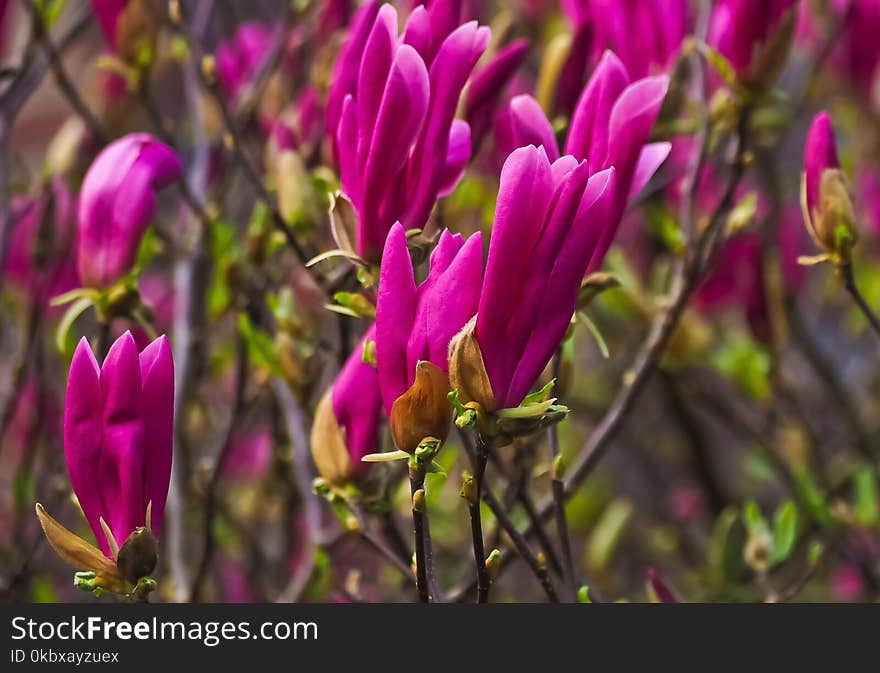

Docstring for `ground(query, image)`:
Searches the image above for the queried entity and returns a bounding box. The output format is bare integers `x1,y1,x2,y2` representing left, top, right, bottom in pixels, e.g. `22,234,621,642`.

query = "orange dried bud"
390,361,453,454
310,389,355,487
448,317,496,413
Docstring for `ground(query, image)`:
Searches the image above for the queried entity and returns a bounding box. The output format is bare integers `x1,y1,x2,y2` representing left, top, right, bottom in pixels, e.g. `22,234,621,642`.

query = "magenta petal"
326,0,381,158
78,134,181,289
359,44,430,260
402,5,432,59
138,335,174,539
99,331,146,549
503,161,591,407
423,231,483,369
332,325,383,479
565,50,630,163
477,146,553,402
355,3,399,171
628,141,672,202
437,119,472,197
64,338,108,555
804,110,839,214
376,223,418,415
509,95,559,162
465,38,529,151
401,21,490,230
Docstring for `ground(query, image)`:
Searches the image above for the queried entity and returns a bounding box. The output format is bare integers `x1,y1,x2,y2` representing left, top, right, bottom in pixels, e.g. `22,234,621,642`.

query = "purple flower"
708,0,798,87
465,39,530,153
375,222,483,416
77,133,182,289
215,21,279,101
91,0,127,51
64,332,174,558
471,146,616,410
804,110,840,217
326,0,382,161
333,3,489,262
496,94,560,162
4,177,78,302
557,0,688,113
320,324,384,483
565,51,670,270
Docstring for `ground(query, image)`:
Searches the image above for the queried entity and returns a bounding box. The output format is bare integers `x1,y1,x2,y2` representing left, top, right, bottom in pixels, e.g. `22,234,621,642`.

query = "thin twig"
548,347,576,600
409,467,431,603
190,334,248,602
468,435,491,603
840,263,880,341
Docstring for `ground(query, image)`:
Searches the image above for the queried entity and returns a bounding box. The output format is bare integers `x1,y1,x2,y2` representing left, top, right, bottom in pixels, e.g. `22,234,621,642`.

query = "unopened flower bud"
116,0,160,68
412,488,426,512
802,111,858,263
390,361,453,454
485,549,501,580
310,389,355,488
744,529,773,573
460,471,478,505
115,527,158,584
448,317,497,413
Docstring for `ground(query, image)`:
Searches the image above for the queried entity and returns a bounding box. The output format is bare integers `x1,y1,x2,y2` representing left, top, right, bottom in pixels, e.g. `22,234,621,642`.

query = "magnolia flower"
557,0,688,113
496,94,559,162
64,332,174,558
802,110,857,261
376,223,483,451
311,326,383,486
450,146,615,411
566,51,670,270
4,177,78,302
77,134,182,289
465,38,530,153
91,0,159,66
708,0,798,90
332,3,489,262
215,21,279,102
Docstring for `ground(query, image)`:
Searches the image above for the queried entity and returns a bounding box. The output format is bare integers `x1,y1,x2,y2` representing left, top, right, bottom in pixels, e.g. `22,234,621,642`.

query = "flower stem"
409,466,431,603
549,348,577,601
469,436,491,603
839,263,880,341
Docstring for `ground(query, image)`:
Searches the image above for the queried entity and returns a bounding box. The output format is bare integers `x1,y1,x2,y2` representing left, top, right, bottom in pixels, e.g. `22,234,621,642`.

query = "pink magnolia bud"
77,133,182,289
803,111,857,258
64,332,174,558
4,177,78,302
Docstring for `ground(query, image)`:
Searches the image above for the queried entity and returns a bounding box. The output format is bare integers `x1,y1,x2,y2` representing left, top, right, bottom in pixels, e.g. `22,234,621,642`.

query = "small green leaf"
587,500,633,572
770,500,798,566
238,312,281,376
522,379,556,405
853,466,879,527
742,499,768,537
55,297,94,353
577,311,610,359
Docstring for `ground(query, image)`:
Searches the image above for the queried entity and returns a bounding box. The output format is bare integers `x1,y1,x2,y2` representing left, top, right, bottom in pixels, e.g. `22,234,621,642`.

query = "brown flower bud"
390,361,453,454
116,0,161,68
310,389,354,487
448,317,496,413
115,527,158,583
814,168,858,257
